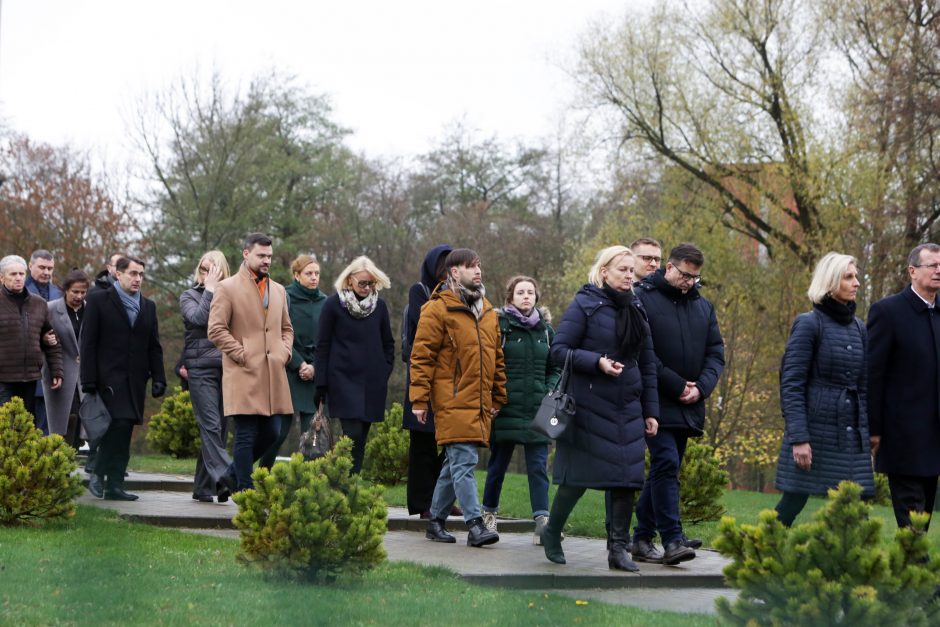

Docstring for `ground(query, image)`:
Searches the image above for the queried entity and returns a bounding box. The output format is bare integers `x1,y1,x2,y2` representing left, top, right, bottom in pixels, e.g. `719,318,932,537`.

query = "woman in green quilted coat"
482,275,562,544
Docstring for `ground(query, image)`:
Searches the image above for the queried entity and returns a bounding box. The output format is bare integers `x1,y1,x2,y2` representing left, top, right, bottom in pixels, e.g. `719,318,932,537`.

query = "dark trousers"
0,380,39,419
231,415,280,491
188,367,232,497
483,442,550,518
633,428,689,546
258,411,315,468
96,418,134,486
774,492,810,527
888,474,938,530
339,419,372,474
407,429,444,515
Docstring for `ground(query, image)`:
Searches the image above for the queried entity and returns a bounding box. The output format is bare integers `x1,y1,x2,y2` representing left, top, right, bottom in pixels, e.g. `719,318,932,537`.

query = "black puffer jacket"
775,309,874,496
635,270,724,434
180,286,222,369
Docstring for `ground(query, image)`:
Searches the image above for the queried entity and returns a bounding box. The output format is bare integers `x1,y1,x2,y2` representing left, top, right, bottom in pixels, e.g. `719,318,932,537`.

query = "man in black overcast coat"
81,256,166,500
868,243,940,530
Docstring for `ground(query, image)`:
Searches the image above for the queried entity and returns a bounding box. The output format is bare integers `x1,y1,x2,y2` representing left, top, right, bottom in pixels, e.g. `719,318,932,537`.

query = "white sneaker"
483,511,498,533
533,515,549,545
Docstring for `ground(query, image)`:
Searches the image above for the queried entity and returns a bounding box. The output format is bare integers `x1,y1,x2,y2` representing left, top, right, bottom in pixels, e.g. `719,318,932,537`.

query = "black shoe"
631,538,664,563
105,487,139,501
426,519,456,543
662,539,696,566
87,474,104,499
608,543,640,572
681,533,703,549
466,517,499,547
216,475,234,503
543,526,566,564
193,494,214,503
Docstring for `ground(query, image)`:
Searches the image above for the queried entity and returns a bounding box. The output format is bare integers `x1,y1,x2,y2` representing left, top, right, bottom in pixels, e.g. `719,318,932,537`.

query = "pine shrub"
146,386,200,458
362,403,409,485
232,438,388,582
874,472,892,507
679,440,729,524
715,481,940,626
0,397,83,525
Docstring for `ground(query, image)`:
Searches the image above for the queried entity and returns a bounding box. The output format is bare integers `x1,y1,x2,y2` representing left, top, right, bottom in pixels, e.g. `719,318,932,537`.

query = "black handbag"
531,350,576,440
78,392,112,448
299,403,335,461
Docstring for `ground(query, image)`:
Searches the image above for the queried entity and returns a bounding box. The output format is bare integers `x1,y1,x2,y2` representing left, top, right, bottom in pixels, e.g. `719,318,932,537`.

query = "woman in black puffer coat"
542,246,659,571
774,252,875,525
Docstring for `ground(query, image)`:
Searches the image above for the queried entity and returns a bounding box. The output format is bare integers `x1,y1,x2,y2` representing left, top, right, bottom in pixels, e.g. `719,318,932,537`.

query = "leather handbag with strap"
299,402,335,461
531,349,576,441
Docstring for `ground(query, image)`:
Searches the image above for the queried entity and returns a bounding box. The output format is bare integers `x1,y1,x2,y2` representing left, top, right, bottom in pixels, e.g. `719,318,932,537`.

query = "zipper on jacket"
453,359,462,397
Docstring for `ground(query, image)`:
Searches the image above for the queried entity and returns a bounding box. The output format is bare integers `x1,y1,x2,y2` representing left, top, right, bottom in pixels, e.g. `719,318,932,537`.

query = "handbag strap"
551,349,574,393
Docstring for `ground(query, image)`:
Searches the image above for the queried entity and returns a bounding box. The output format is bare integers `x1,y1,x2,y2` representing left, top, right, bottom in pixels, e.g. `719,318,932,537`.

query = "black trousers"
231,415,280,491
774,492,810,527
888,474,938,530
0,380,38,418
339,419,372,475
96,418,135,486
407,429,445,515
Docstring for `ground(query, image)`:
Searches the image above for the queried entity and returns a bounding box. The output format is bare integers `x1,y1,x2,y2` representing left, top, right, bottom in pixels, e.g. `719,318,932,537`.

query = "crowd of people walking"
2,233,939,569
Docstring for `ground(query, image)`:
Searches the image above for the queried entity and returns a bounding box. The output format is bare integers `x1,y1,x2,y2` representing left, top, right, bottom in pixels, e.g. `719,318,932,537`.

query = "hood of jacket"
420,244,453,291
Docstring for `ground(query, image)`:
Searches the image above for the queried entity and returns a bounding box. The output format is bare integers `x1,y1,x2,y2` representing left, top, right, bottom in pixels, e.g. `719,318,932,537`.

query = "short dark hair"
30,249,54,262
908,243,940,267
630,237,662,250
62,269,90,291
444,248,481,271
668,243,705,267
243,233,273,251
115,256,145,272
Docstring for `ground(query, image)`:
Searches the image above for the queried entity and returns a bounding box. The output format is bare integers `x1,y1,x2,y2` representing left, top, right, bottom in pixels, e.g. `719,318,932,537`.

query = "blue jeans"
430,443,482,523
482,442,549,518
633,429,689,545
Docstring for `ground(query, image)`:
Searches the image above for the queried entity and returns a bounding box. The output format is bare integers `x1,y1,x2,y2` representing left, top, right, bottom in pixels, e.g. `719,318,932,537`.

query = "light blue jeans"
430,443,482,523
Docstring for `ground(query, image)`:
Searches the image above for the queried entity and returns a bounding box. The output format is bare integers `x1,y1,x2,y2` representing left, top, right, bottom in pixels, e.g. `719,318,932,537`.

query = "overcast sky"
0,0,650,167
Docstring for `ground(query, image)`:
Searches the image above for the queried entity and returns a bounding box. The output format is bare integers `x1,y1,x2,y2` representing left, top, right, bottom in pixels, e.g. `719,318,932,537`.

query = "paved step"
78,470,194,493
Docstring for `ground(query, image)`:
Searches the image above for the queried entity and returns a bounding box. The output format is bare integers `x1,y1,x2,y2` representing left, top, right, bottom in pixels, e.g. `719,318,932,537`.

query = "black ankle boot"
608,488,639,572
467,517,499,547
426,518,456,543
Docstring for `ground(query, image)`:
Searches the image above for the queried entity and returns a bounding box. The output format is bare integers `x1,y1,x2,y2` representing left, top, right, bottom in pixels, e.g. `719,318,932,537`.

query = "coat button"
266,350,270,355
846,345,852,350
846,426,853,432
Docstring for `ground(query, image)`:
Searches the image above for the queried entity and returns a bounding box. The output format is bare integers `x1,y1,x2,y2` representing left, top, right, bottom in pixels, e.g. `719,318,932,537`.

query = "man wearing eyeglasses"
208,233,294,492
631,238,663,283
631,242,725,566
868,243,940,531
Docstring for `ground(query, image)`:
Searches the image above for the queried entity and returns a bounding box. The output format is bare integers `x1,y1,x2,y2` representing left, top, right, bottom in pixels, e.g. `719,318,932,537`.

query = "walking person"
180,250,234,503
207,233,294,492
402,244,452,518
81,256,166,500
541,246,659,571
411,248,507,547
260,254,327,466
868,243,940,530
25,249,62,434
41,269,89,447
773,252,874,525
482,275,561,544
314,256,394,474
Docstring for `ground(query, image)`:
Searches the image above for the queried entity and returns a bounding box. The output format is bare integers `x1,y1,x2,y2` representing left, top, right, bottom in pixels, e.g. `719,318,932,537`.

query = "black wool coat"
868,287,940,476
775,309,874,495
80,287,166,424
635,271,725,434
315,293,394,423
550,284,659,489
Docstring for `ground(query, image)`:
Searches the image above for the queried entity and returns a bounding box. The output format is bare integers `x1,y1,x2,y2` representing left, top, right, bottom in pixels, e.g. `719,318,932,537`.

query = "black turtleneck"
813,296,856,325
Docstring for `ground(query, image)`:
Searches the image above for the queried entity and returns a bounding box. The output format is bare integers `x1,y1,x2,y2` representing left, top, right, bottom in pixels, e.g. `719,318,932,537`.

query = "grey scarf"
450,278,486,320
338,289,378,319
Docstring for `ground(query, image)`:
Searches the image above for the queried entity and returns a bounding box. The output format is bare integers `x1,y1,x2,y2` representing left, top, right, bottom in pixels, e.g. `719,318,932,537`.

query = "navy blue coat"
868,287,940,476
550,284,659,489
315,293,394,423
774,309,874,495
635,271,724,434
402,244,452,432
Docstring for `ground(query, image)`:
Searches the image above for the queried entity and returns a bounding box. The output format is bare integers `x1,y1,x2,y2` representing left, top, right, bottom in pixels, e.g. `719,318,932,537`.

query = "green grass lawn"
0,506,715,626
127,454,198,475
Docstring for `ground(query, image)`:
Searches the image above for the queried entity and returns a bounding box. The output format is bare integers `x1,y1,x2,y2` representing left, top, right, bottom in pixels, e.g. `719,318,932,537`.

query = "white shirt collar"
911,284,937,309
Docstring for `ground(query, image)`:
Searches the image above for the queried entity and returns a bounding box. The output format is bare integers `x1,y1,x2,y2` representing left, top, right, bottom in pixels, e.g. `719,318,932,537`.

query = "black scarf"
814,296,856,325
602,284,646,360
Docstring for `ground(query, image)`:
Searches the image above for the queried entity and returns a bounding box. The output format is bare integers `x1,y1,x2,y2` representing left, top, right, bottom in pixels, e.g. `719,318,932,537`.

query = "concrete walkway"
79,470,736,614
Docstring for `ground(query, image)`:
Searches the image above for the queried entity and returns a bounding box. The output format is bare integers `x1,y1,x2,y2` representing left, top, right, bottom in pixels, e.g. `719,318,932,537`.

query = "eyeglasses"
675,268,702,283
913,263,940,272
198,266,210,273
637,254,661,264
356,280,376,288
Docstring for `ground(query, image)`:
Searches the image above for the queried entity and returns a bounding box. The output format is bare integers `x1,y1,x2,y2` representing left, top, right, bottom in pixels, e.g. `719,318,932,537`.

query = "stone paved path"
79,470,736,614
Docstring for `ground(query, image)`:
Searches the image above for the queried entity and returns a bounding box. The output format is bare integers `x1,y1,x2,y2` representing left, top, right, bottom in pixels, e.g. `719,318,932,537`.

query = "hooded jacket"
409,285,507,445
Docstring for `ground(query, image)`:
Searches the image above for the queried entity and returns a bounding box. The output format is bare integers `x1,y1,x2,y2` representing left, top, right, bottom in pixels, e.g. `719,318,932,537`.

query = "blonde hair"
291,254,319,276
587,246,633,288
807,252,858,304
334,255,391,293
193,250,230,285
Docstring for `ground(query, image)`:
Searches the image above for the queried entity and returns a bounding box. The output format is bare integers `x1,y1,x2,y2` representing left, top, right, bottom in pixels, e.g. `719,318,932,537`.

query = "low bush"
363,403,409,485
715,481,940,626
874,472,892,507
0,397,83,525
146,386,200,458
679,440,729,524
233,438,388,582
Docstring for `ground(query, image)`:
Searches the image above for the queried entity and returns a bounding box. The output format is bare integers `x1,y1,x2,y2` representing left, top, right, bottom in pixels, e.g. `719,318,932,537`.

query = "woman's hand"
299,362,314,381
204,263,223,292
792,442,812,470
644,417,658,437
598,355,624,377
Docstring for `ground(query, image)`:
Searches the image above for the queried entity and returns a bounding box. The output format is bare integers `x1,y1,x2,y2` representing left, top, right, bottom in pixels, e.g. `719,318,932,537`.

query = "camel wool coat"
207,264,294,417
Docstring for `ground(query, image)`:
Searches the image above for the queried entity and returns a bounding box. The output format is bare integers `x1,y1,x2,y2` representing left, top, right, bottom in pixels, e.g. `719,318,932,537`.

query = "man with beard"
410,248,507,547
207,233,293,492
